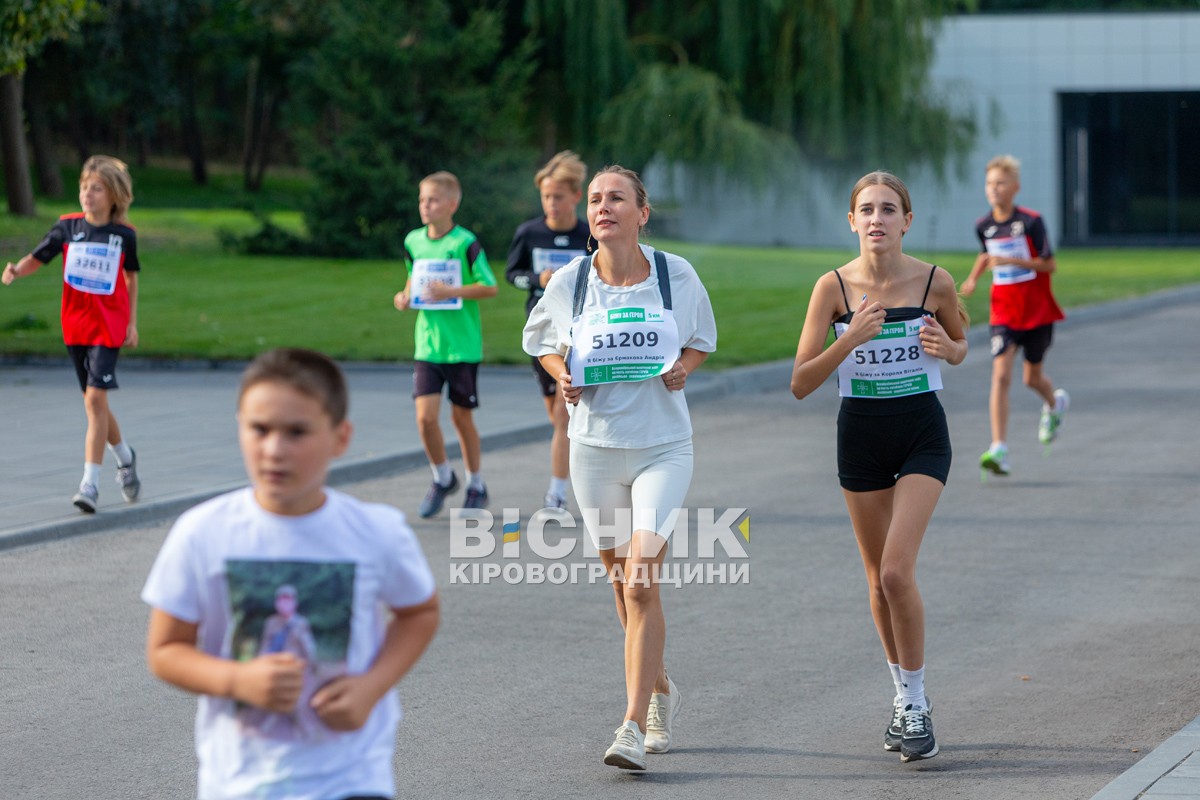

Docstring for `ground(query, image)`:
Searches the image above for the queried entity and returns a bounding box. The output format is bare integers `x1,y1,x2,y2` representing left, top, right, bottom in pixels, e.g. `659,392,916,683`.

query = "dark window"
1061,91,1200,244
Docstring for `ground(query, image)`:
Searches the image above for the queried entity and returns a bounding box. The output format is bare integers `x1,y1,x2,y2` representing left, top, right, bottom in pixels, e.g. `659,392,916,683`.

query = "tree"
521,0,979,180
286,0,535,257
0,0,91,214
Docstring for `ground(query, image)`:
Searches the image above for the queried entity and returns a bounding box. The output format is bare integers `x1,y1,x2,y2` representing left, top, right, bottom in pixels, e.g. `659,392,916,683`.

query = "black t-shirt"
505,217,589,315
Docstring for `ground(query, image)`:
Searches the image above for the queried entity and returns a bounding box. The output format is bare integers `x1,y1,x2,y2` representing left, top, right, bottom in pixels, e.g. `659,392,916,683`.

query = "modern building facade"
651,11,1200,252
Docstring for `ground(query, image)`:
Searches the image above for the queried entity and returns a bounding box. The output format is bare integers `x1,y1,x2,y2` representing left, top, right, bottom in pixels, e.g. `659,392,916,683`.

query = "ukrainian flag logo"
502,521,520,544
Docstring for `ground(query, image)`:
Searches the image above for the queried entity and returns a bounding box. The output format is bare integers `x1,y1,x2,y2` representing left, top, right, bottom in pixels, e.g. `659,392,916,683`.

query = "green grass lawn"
3,181,1198,367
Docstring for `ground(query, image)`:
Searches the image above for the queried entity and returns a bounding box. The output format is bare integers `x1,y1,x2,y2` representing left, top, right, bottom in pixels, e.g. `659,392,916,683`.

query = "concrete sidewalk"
2,285,1199,797
0,357,784,550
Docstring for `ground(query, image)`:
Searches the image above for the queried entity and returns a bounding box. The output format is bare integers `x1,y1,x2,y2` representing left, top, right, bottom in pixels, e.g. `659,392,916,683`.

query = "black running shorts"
412,360,480,408
837,392,952,492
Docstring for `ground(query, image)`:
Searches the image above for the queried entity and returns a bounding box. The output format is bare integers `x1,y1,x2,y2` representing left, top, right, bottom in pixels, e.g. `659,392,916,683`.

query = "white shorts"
569,439,694,550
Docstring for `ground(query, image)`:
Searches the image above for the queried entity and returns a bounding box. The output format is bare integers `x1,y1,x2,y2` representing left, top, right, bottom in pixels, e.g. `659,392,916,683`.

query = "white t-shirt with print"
141,487,436,800
522,243,717,448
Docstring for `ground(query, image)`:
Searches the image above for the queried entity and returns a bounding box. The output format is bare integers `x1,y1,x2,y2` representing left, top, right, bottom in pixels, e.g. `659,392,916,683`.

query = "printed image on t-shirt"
225,559,355,742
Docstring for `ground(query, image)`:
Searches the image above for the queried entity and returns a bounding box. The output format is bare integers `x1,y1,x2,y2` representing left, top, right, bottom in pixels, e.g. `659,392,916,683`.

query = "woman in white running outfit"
791,171,967,763
522,166,717,771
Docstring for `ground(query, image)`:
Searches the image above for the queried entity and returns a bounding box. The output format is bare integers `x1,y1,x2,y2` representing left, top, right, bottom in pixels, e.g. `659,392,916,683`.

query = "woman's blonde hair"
591,165,652,213
81,155,134,225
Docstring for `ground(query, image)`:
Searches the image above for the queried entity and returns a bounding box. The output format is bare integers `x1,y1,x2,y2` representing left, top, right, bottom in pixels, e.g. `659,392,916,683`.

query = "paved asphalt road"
1,295,1197,799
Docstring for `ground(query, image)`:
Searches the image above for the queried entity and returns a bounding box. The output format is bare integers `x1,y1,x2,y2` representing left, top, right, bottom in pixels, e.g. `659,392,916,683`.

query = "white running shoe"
1039,389,1070,445
645,677,681,754
603,720,646,770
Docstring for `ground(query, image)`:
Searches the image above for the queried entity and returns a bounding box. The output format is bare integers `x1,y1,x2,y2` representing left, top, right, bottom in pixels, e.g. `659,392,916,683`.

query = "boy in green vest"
393,172,498,516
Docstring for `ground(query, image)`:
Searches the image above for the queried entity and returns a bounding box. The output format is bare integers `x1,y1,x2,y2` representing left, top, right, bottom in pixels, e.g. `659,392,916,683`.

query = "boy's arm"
424,245,499,301
309,593,440,731
960,252,990,296
146,608,306,712
452,282,499,299
124,271,139,347
2,254,45,285
504,229,537,290
394,276,413,310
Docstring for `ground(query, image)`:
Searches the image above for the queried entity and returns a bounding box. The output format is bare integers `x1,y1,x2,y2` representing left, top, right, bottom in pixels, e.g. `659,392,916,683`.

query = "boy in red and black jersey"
962,155,1069,477
3,155,143,512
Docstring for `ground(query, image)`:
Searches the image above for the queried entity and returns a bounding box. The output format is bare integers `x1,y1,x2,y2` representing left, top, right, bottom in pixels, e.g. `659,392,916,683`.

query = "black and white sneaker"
885,694,931,751
884,697,905,751
899,704,938,762
883,695,926,753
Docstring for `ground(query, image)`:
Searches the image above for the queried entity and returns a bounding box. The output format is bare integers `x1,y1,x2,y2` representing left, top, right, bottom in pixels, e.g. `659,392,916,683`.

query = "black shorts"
837,393,951,492
412,361,479,408
531,356,557,397
990,323,1054,364
66,345,121,392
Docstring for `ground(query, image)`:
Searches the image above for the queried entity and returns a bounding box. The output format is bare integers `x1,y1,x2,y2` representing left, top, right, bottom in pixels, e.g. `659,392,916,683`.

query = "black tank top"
832,265,941,416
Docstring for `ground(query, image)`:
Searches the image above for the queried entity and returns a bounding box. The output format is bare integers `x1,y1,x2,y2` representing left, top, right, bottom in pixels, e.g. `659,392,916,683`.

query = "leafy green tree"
287,0,535,257
523,0,978,179
1,0,91,214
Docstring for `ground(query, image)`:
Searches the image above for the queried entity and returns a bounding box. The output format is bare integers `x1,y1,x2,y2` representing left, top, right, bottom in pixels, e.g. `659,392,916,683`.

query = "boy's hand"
231,653,306,712
310,674,377,731
124,323,139,348
393,290,410,310
960,276,977,296
422,280,456,301
2,262,17,285
538,269,554,288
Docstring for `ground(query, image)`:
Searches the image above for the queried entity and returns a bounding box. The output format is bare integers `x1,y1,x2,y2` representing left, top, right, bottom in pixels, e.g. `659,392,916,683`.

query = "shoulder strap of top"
833,269,851,316
572,251,672,316
920,264,937,308
572,255,593,318
654,250,672,311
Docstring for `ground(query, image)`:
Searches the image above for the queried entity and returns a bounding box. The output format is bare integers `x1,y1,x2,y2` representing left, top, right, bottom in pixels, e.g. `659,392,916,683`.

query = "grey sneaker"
418,473,459,518
645,677,681,754
463,484,489,510
116,448,140,503
899,704,938,762
543,492,567,511
603,720,646,770
885,694,930,752
73,483,99,514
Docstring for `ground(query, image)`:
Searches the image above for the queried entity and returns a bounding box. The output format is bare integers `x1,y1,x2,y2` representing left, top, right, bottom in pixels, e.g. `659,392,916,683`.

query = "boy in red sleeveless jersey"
3,155,142,511
962,155,1069,477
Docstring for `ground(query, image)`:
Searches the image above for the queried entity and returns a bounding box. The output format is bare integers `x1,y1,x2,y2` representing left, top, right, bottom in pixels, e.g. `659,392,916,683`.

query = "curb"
1090,715,1200,799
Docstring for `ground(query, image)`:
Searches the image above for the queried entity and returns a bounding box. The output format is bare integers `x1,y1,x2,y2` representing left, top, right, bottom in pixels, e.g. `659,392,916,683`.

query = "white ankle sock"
888,662,903,698
82,462,101,489
432,462,453,486
108,440,133,466
548,476,569,498
467,472,485,492
900,666,926,710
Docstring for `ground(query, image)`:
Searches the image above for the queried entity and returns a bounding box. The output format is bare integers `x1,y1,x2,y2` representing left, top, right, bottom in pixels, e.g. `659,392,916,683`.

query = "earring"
586,234,595,253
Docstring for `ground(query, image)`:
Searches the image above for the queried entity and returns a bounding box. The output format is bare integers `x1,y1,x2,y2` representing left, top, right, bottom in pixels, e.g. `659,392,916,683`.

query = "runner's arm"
1,254,45,285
